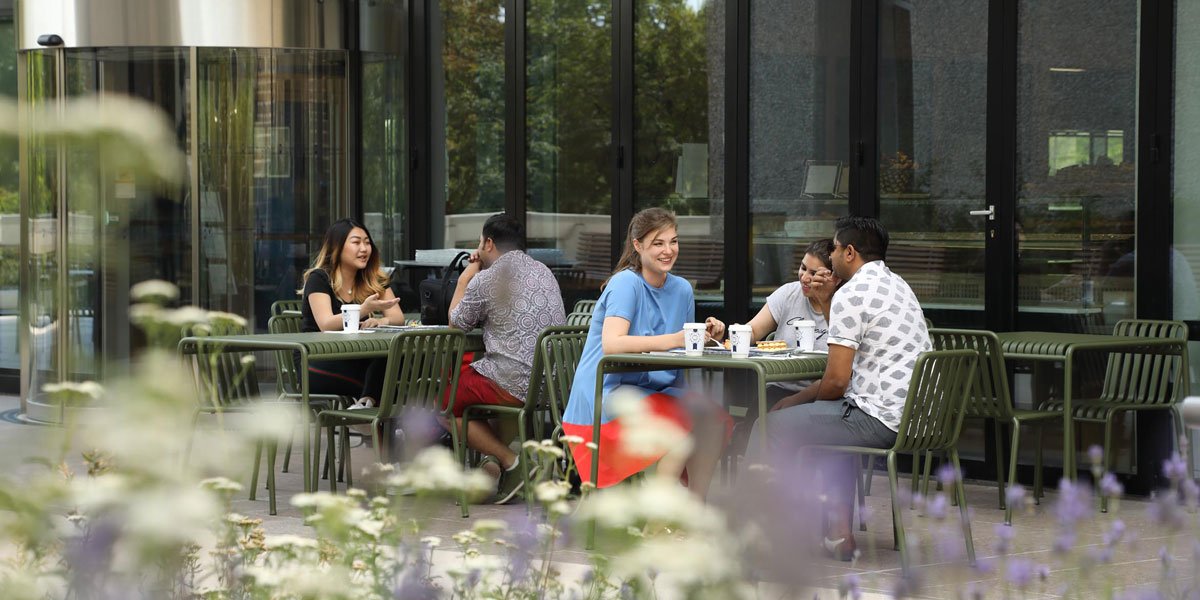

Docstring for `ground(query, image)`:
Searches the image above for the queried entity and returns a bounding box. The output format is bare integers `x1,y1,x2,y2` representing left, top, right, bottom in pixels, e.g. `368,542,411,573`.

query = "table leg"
1063,355,1074,480
301,353,313,493
755,371,769,461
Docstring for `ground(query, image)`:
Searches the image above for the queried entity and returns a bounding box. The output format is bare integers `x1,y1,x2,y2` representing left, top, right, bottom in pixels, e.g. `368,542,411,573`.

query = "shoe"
488,464,540,505
478,455,502,485
348,397,376,410
822,536,858,562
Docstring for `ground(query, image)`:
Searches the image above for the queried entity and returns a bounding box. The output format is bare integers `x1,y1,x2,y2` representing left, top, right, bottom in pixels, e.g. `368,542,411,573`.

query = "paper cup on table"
341,304,362,332
792,319,816,352
683,322,706,356
729,324,753,358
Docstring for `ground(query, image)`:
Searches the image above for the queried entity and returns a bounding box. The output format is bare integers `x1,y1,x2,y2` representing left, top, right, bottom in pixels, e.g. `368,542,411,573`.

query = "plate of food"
750,340,795,355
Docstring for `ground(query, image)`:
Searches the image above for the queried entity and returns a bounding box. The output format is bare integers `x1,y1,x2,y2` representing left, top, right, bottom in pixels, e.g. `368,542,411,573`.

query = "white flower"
472,519,508,534
534,480,571,503
164,306,211,327
128,302,164,323
130,279,179,303
576,478,726,536
384,447,494,496
560,434,585,445
420,535,442,548
239,355,256,367
550,501,571,516
355,519,384,539
207,310,248,329
522,440,542,450
264,534,319,550
200,477,243,493
291,492,349,509
585,442,598,451
611,536,744,591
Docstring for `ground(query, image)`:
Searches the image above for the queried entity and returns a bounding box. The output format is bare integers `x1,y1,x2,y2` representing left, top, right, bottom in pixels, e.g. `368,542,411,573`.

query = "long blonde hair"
302,218,388,302
604,207,678,288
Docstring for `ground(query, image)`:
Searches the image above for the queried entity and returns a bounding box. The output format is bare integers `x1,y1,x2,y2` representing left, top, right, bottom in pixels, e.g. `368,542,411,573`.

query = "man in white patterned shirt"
446,214,566,503
747,216,930,560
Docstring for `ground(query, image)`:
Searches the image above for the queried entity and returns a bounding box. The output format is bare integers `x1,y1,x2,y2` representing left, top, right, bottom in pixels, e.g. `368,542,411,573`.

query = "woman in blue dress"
562,208,731,495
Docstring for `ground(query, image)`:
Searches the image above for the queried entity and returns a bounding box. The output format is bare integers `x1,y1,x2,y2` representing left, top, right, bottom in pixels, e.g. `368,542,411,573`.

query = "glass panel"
197,49,347,331
749,0,850,308
1174,1,1200,328
62,51,99,379
361,51,409,306
1016,1,1138,335
22,51,60,400
526,0,612,310
0,18,18,374
876,1,987,330
432,0,505,249
633,0,726,313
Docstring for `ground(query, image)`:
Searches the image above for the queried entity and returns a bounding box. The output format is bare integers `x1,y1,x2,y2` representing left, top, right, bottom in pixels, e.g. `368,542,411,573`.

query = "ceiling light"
1049,67,1087,73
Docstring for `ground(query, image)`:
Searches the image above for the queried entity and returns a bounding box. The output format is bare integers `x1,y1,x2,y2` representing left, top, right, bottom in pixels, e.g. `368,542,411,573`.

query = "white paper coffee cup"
683,322,706,356
793,319,816,352
729,324,752,358
341,304,362,332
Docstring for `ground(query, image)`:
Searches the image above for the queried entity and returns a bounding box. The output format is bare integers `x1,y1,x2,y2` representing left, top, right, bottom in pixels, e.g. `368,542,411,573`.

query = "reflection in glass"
749,0,849,306
1173,1,1200,326
634,0,725,311
526,0,611,308
21,52,58,399
0,19,18,373
197,49,346,331
1016,0,1138,334
433,0,505,249
876,0,987,329
361,51,407,286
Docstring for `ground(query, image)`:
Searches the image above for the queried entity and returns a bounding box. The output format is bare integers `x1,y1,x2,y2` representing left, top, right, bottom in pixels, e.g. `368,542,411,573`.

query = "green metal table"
593,351,828,477
178,328,484,492
996,331,1187,478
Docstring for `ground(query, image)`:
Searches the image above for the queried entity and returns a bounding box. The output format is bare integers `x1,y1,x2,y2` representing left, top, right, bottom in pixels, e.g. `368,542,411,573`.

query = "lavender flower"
1163,452,1188,482
1053,530,1077,554
1005,558,1037,589
993,522,1016,555
1088,444,1104,465
1005,483,1027,508
1183,478,1200,508
1103,520,1126,547
925,494,949,520
1147,490,1186,527
937,463,960,487
1099,472,1124,499
1055,479,1092,528
838,573,863,600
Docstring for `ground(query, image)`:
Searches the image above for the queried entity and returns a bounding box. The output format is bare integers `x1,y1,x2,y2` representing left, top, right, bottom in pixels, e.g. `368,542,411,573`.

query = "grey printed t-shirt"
449,250,567,400
764,281,829,393
827,261,930,431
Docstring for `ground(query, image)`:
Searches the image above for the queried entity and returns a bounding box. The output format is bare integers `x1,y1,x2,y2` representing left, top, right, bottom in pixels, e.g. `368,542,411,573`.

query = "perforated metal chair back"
1101,319,1189,406
267,314,304,395
572,299,597,314
378,329,466,418
270,299,303,316
929,329,1013,421
538,326,589,429
566,311,593,327
891,349,978,453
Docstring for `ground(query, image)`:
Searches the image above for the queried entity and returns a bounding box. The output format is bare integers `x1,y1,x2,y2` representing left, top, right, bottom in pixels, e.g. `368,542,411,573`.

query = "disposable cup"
729,324,753,358
793,319,816,352
683,322,706,356
341,304,362,332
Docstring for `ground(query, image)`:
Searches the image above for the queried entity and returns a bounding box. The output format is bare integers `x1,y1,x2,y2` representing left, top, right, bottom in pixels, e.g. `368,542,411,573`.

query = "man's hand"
769,392,813,412
809,268,837,300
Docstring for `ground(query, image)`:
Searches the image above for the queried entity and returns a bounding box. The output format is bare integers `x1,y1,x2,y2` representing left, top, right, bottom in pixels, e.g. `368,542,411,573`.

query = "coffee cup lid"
342,304,361,310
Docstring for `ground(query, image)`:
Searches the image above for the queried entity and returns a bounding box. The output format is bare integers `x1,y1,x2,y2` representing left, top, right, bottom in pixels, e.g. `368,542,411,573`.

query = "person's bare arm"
600,316,685,354
363,287,405,327
814,343,855,400
307,293,344,331
746,304,778,343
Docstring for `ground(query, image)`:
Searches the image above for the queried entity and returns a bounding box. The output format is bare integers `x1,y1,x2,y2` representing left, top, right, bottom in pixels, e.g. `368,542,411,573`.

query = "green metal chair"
462,325,588,511
184,320,281,515
314,329,468,513
929,328,1062,524
1039,318,1189,511
270,299,303,316
807,349,979,572
572,299,597,314
566,311,593,327
267,314,353,480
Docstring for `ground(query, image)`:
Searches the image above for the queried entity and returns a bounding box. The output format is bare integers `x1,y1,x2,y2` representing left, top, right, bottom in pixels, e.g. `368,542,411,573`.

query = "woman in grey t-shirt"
745,238,841,398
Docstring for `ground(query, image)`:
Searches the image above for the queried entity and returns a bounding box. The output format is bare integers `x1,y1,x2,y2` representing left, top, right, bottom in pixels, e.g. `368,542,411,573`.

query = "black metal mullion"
849,0,879,217
346,0,363,220
985,0,1017,333
725,0,750,322
505,0,528,228
611,0,634,263
408,0,432,253
1136,0,1173,322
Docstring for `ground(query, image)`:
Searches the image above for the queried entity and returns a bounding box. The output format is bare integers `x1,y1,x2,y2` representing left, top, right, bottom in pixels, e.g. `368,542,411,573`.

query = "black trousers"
294,355,387,402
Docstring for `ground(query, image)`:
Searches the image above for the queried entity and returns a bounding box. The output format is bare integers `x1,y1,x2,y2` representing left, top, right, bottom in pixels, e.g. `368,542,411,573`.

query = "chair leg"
519,416,535,515
862,456,874,496
910,451,922,508
1034,423,1045,505
1006,421,1021,526
951,449,976,565
266,440,277,516
282,421,294,473
327,425,339,493
249,440,262,501
857,456,868,532
994,420,1007,511
449,415,469,519
887,453,909,572
1101,416,1115,513
1173,408,1192,481
346,425,356,488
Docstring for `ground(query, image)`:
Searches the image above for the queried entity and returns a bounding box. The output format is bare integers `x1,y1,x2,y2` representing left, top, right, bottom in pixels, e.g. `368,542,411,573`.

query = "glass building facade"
4,0,1198,487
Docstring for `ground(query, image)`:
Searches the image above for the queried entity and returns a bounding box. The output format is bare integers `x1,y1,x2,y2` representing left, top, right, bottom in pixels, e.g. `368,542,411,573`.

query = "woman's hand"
361,293,400,315
704,317,726,341
362,317,386,329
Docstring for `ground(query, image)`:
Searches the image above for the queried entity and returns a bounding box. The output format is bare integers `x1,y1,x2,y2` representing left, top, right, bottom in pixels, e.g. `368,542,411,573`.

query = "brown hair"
302,218,388,302
604,207,678,288
803,238,835,270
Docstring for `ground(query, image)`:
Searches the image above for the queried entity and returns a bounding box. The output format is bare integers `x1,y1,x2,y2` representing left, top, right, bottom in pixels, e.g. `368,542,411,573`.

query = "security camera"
37,34,64,47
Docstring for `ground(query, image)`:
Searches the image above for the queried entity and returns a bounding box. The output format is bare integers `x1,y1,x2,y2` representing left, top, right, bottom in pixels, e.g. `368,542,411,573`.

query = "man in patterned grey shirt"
446,214,566,503
747,216,930,559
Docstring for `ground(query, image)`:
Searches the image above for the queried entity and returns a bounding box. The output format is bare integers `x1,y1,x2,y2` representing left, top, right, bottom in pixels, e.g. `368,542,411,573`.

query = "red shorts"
441,354,522,418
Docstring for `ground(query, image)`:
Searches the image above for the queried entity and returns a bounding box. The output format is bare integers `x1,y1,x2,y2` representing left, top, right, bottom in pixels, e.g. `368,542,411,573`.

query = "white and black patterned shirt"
449,251,567,399
827,261,930,431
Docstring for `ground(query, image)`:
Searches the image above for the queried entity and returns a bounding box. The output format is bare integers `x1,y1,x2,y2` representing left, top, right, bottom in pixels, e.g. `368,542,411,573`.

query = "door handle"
969,205,995,220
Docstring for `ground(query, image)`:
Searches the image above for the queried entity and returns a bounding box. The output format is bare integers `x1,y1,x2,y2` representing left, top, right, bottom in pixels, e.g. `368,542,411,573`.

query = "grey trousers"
746,399,897,506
